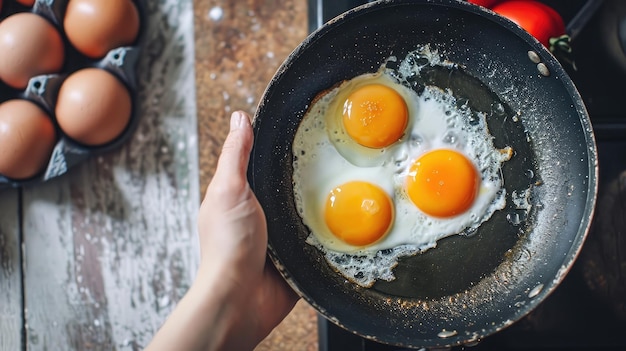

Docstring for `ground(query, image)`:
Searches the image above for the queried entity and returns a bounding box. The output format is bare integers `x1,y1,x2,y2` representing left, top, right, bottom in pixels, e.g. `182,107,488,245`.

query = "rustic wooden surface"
0,0,317,350
1,0,200,349
0,188,20,350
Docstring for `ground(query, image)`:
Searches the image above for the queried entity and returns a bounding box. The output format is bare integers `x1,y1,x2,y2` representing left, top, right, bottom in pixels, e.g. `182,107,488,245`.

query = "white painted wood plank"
21,0,199,349
0,188,23,350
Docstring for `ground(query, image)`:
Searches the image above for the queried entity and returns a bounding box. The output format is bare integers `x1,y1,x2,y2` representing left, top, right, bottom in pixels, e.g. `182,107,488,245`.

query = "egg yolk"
342,84,408,148
407,149,479,218
324,181,394,246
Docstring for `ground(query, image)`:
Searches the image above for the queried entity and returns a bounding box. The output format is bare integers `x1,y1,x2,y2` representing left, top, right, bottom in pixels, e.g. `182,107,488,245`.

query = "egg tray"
0,0,146,188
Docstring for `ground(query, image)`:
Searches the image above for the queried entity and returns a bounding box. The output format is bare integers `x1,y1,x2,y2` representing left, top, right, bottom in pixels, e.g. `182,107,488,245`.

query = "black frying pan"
248,0,598,348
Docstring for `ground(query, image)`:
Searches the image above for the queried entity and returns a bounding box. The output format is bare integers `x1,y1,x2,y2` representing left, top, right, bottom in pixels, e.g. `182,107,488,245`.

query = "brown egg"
0,13,65,89
64,0,140,59
55,68,132,146
0,99,57,180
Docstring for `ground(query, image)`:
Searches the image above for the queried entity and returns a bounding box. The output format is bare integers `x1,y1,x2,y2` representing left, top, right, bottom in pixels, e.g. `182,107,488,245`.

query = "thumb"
206,111,254,201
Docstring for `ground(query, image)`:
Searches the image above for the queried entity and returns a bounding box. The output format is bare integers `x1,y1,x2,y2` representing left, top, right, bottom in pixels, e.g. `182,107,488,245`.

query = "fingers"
266,260,300,308
205,111,254,201
257,260,300,336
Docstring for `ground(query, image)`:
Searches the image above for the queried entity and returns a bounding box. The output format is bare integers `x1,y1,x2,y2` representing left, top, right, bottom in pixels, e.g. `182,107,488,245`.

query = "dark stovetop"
307,0,626,350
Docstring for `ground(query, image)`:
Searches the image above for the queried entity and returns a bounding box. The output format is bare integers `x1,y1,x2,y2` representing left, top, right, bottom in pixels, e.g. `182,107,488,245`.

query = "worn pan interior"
248,0,597,348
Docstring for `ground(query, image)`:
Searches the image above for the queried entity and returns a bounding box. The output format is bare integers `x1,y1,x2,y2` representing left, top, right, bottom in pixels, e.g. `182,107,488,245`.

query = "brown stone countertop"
193,1,318,350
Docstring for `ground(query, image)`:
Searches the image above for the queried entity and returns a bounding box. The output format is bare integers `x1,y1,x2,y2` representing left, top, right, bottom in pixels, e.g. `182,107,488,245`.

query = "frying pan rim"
250,0,599,348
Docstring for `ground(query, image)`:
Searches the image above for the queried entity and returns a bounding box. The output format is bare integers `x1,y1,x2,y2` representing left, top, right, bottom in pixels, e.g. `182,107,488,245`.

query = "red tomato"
467,0,501,8
492,0,565,48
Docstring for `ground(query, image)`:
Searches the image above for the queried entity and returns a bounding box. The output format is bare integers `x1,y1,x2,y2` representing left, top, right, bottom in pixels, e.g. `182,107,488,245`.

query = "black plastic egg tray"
0,0,145,188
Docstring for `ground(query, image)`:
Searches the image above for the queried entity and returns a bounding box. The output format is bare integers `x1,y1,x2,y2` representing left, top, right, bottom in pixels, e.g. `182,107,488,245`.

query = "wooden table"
0,0,317,349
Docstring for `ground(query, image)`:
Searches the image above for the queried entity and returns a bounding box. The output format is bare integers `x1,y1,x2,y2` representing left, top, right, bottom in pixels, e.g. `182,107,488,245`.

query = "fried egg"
292,50,512,287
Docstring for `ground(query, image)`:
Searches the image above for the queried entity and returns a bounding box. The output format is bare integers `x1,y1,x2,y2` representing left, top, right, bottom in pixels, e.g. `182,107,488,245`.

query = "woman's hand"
146,111,299,351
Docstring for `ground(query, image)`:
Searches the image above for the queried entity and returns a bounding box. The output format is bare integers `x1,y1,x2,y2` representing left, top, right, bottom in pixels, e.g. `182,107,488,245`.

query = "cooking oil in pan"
370,46,540,299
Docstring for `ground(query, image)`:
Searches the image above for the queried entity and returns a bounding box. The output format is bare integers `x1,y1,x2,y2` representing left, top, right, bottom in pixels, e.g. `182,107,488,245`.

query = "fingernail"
230,111,245,130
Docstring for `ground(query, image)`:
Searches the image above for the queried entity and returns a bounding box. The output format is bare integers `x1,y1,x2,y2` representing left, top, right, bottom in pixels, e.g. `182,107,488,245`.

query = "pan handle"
552,0,605,71
566,0,605,40
308,0,377,33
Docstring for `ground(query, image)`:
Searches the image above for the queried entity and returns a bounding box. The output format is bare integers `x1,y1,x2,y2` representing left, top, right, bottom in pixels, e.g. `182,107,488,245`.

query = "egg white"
292,65,511,287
